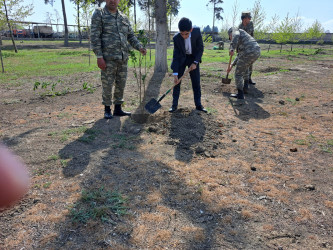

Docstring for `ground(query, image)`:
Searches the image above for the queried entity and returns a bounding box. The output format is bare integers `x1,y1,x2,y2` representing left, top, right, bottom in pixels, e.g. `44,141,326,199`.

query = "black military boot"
249,73,256,85
113,104,131,116
230,89,244,99
104,105,113,119
243,80,249,94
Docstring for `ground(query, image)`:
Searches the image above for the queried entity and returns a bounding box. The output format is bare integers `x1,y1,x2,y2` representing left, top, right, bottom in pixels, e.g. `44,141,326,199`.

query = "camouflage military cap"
241,11,252,18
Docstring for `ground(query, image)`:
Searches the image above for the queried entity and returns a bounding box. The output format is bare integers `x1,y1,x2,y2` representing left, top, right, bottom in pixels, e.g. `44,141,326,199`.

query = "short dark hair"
178,17,192,32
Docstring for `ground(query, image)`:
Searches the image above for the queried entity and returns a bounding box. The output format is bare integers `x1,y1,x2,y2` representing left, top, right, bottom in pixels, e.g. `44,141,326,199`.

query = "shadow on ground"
223,85,270,121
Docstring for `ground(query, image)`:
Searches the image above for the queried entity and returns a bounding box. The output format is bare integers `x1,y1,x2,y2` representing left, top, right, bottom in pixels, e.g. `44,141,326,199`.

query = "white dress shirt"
185,33,192,55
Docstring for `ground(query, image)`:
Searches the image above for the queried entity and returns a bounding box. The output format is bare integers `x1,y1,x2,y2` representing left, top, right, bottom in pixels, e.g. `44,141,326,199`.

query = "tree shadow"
58,118,122,177
1,128,42,147
223,85,270,121
169,109,206,162
41,72,252,248
131,71,168,124
47,125,250,249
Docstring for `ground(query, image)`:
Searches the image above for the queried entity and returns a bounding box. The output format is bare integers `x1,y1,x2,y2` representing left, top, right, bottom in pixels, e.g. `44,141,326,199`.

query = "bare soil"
0,45,333,249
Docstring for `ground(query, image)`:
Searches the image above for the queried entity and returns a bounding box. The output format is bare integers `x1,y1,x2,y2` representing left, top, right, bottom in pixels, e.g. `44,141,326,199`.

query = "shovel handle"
223,55,233,80
155,68,192,104
175,68,191,85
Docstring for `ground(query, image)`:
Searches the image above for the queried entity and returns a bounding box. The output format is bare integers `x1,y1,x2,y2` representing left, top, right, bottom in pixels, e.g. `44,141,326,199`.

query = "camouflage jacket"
91,7,143,60
229,29,260,66
238,21,254,37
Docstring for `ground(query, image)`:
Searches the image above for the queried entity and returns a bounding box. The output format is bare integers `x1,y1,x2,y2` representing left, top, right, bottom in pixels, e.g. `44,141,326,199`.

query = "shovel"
222,55,233,84
145,68,191,114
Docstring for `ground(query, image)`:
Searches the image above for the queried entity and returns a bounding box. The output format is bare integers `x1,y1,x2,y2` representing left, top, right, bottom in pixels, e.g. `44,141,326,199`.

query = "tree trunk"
0,36,5,73
61,0,69,46
212,2,215,33
134,0,137,32
77,2,82,45
4,0,17,53
154,0,168,73
148,2,151,60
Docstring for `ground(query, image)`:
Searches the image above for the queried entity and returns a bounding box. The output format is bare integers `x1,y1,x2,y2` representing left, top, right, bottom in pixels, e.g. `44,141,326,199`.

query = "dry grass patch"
146,191,163,205
181,226,205,242
263,224,275,231
324,200,333,209
296,208,313,222
241,209,254,219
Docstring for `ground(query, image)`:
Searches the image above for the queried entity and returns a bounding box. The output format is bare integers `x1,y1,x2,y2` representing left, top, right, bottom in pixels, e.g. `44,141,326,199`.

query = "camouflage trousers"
234,47,261,90
101,59,128,106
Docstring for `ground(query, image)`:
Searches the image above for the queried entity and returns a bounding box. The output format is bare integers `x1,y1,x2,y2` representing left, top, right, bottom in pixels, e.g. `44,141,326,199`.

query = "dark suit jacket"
171,27,204,73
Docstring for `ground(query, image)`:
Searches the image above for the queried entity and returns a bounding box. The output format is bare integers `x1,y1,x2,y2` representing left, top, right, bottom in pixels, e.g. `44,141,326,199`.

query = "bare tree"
206,0,223,32
44,0,69,46
251,0,266,32
54,9,62,33
154,0,168,73
231,0,240,27
72,0,82,44
138,0,153,60
0,0,33,53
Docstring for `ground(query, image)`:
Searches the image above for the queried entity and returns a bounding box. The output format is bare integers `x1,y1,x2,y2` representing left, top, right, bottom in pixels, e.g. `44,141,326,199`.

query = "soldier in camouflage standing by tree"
226,27,261,99
91,0,146,119
238,11,257,86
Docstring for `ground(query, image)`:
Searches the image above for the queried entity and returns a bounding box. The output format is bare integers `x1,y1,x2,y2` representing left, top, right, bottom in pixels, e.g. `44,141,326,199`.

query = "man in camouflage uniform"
238,11,256,85
91,0,146,119
226,27,261,99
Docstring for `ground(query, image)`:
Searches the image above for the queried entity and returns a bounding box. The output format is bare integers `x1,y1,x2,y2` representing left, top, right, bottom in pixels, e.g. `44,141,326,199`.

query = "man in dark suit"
169,17,206,113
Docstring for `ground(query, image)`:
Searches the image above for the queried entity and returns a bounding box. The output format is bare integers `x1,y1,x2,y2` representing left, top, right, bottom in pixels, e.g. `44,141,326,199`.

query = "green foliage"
118,0,132,17
78,128,100,143
251,0,266,33
304,20,325,45
33,79,70,97
48,154,59,161
129,29,152,106
0,0,34,28
272,14,297,48
70,187,128,223
82,82,96,93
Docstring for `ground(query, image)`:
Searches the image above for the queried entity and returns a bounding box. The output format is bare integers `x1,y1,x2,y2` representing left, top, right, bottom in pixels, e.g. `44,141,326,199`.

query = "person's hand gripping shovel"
145,68,191,114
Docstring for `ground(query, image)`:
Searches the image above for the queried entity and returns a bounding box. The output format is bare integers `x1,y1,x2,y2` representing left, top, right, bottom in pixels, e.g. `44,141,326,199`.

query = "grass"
0,48,98,87
48,154,59,161
110,134,138,150
1,43,332,89
69,187,128,223
48,126,95,142
260,47,333,58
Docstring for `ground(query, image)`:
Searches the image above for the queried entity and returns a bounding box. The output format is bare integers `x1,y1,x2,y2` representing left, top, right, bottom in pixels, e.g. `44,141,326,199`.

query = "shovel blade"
145,98,162,114
222,78,231,84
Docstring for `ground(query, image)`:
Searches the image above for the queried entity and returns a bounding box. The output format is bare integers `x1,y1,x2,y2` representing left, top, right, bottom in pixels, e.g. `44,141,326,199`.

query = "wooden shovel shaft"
226,55,233,79
156,68,191,103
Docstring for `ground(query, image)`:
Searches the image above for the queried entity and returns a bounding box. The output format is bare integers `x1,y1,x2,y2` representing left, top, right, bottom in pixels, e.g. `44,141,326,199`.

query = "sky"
22,0,333,32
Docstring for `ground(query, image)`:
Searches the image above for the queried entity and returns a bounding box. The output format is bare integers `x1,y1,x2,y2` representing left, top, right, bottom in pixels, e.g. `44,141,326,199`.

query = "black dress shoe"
196,105,207,113
104,111,113,119
169,106,177,113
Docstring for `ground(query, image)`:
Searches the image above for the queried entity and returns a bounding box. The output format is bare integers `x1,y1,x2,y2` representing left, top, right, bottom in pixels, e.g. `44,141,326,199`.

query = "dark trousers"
172,55,202,108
